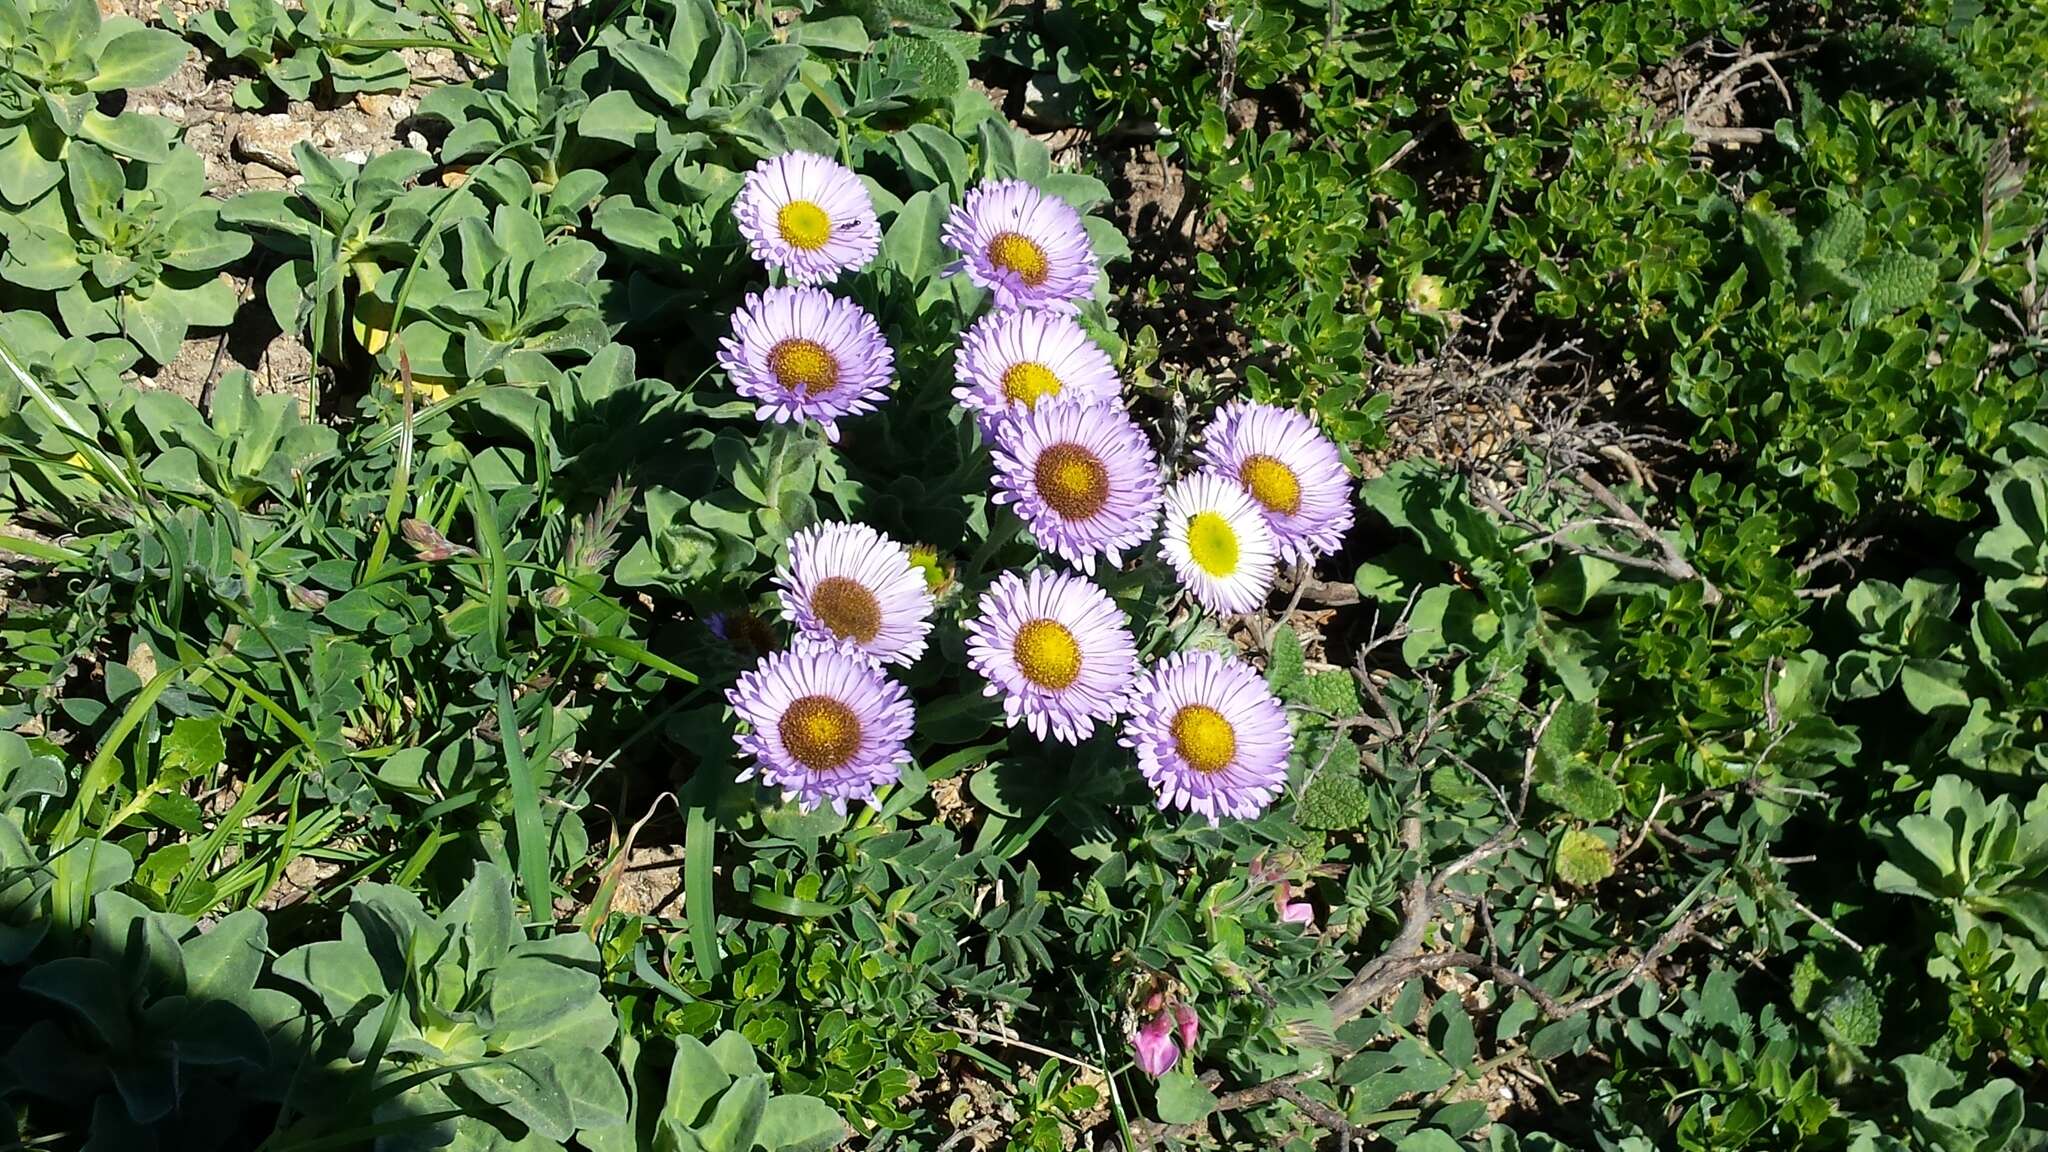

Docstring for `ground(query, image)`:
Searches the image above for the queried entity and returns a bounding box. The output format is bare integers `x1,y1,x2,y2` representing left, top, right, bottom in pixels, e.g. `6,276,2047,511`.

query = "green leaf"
1804,203,1866,267
65,142,124,217
1859,251,1940,312
88,28,190,91
162,715,227,777
1553,829,1614,887
579,90,658,145
662,1036,733,1128
76,110,177,164
0,227,84,290
181,909,268,1001
165,205,255,271
612,40,696,107
755,1094,847,1152
696,1073,768,1152
485,958,617,1050
1265,625,1304,694
22,957,132,1047
459,1049,576,1141
1153,1070,1217,1124
1741,205,1799,282
880,189,944,285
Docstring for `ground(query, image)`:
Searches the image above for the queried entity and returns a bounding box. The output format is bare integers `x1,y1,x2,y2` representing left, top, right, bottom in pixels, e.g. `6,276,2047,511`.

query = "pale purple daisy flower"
733,151,881,284
953,309,1121,432
1158,471,1278,615
1197,401,1354,564
965,569,1138,743
991,400,1162,574
718,286,894,442
775,521,934,667
1123,650,1292,825
727,646,915,814
942,179,1099,311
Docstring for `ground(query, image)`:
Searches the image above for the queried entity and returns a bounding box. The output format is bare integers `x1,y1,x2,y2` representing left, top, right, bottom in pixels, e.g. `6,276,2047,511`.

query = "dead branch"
1687,125,1767,148
1570,469,1722,605
1279,570,1361,607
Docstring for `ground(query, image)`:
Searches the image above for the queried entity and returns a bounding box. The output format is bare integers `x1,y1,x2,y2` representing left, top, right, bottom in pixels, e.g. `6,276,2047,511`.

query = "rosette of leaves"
1874,775,2048,943
272,865,631,1151
1832,575,1966,707
221,141,437,362
417,34,594,185
0,143,250,364
366,200,613,384
586,1029,848,1152
4,890,300,1146
0,0,187,207
1966,432,2048,617
1942,436,2048,773
186,0,416,111
581,0,813,161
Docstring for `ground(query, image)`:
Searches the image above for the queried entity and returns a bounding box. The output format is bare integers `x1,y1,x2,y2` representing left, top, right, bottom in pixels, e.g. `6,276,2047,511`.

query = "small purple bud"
1133,1011,1179,1077
1172,1002,1198,1050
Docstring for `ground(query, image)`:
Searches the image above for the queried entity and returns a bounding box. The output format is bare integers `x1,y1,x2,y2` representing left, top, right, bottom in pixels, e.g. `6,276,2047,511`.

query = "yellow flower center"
1033,443,1110,521
776,200,833,251
1186,511,1240,577
778,695,862,770
810,576,881,644
1171,704,1237,773
768,338,839,395
1001,361,1064,408
1238,454,1302,516
1013,619,1082,690
987,231,1051,286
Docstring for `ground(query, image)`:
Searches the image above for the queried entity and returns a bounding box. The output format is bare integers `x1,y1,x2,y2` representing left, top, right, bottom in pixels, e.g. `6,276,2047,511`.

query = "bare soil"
103,0,471,404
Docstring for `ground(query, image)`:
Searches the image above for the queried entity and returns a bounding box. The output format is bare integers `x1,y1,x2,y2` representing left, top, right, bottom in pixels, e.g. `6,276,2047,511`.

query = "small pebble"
407,131,430,152
161,102,183,120
342,150,369,165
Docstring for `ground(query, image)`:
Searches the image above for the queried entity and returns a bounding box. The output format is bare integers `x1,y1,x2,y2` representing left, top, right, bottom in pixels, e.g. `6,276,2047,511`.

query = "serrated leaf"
1554,829,1614,887
1859,251,1940,312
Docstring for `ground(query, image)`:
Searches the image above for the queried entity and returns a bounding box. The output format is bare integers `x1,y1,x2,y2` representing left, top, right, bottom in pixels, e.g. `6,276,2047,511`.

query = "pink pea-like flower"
1133,1011,1179,1077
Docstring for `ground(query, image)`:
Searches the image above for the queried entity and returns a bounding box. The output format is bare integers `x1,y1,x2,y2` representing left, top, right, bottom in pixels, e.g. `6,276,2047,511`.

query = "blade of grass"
58,664,184,843
579,633,697,683
497,680,552,924
685,804,720,982
468,474,510,663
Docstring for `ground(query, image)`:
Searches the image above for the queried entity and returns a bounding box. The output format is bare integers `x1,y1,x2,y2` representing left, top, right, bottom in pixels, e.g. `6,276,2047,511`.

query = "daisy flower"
1123,650,1292,825
991,400,1163,574
1158,471,1278,614
965,569,1138,743
733,151,881,284
718,286,893,442
727,646,915,814
775,521,935,667
942,179,1099,311
953,309,1121,432
1197,401,1354,564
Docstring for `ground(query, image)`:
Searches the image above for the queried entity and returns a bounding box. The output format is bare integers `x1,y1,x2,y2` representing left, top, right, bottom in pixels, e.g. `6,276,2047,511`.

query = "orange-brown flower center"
778,695,862,770
810,576,881,644
1033,442,1109,521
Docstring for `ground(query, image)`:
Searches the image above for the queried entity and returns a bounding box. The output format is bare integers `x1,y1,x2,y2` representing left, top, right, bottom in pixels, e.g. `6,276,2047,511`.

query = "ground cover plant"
1,0,2047,1147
